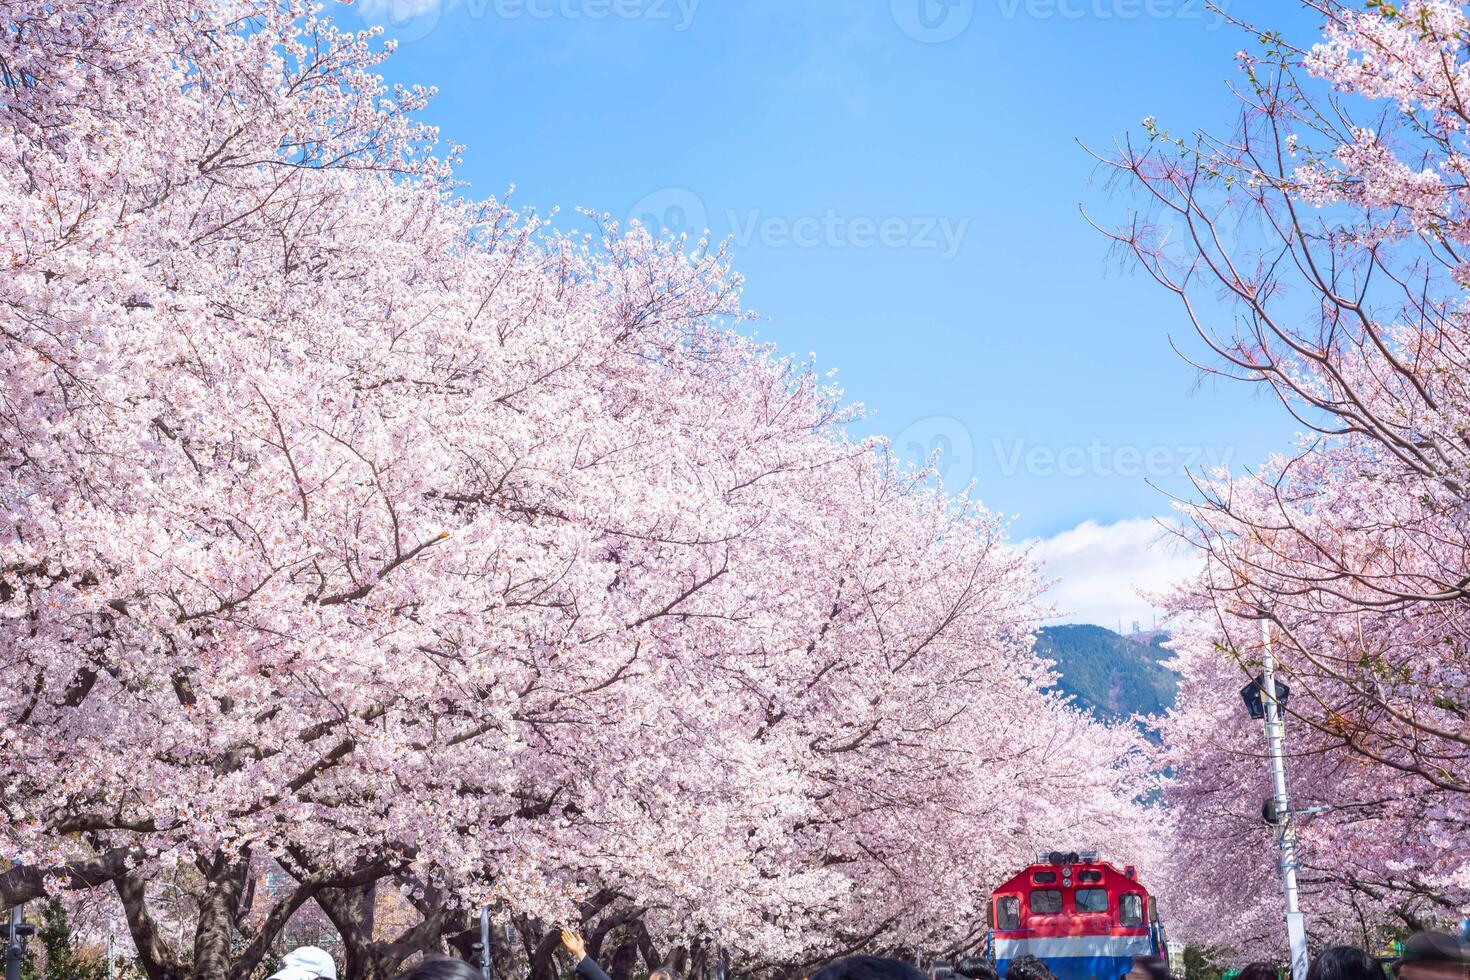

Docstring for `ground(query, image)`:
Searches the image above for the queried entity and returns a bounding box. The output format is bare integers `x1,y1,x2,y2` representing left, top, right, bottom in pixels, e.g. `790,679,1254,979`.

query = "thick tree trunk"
384,884,474,975
634,922,662,976
115,871,187,980
684,939,708,980
663,944,689,979
318,881,391,980
443,907,483,965
608,933,639,980
300,868,434,980
516,920,562,980
193,853,252,980
494,920,521,980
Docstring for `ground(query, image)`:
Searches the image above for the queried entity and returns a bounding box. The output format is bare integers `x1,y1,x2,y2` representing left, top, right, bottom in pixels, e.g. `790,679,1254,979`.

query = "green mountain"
1035,624,1178,721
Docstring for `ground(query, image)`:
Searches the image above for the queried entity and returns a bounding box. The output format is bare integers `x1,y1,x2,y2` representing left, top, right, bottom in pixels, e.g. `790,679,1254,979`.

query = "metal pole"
6,906,22,980
1260,621,1308,980
479,908,492,980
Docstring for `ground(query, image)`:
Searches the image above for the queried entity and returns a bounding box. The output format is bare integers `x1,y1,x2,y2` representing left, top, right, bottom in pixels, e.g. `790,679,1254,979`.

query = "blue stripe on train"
996,955,1134,980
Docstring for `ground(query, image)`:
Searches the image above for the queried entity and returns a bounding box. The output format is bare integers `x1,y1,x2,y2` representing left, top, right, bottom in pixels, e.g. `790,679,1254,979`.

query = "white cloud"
1022,517,1201,630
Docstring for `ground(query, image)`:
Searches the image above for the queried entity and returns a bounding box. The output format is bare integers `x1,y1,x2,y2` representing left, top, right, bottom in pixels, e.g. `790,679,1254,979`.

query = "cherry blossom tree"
1094,0,1470,954
1,2,1154,978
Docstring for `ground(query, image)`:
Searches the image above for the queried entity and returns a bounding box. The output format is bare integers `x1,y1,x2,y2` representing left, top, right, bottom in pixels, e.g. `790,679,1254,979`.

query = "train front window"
1032,871,1057,884
1120,892,1144,926
1029,889,1062,915
1075,888,1108,913
997,896,1021,930
1077,870,1103,884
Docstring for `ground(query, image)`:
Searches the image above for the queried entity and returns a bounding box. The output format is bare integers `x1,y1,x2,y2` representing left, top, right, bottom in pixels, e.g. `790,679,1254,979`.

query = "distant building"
1167,941,1187,978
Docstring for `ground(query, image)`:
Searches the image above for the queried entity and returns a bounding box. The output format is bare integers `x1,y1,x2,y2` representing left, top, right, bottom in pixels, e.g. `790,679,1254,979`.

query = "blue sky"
355,0,1327,626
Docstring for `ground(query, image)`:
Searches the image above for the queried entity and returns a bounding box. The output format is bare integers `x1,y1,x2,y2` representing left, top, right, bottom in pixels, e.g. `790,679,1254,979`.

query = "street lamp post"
1252,619,1309,980
6,905,35,980
477,907,493,980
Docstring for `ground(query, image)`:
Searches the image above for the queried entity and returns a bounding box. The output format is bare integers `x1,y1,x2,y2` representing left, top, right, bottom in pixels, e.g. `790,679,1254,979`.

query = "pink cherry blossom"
0,2,1154,978
1096,0,1470,956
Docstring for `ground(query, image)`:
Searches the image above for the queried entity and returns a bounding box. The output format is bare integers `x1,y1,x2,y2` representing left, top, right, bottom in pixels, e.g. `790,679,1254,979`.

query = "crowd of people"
1194,932,1469,980
1302,933,1469,980
260,927,1468,980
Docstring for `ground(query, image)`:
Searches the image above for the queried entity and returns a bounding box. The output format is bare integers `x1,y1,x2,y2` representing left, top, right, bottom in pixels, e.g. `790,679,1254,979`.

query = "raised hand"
560,928,587,962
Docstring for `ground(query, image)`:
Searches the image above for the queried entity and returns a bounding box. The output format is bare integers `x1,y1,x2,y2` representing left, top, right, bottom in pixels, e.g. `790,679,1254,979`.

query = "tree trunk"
609,933,639,980
525,923,563,980
634,923,662,977
684,939,707,980
318,881,391,980
494,920,520,980
193,852,252,980
115,871,186,980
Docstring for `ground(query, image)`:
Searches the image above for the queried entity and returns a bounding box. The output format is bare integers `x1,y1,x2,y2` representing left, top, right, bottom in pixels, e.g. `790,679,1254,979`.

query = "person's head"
956,957,999,980
1306,946,1383,980
1237,963,1281,980
1396,932,1468,980
809,956,928,980
650,968,683,980
1125,956,1169,980
270,947,338,980
392,955,483,980
1005,956,1055,980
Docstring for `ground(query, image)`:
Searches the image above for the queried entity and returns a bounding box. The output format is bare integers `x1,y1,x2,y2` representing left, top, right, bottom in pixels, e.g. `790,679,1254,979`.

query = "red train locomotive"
986,851,1168,980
